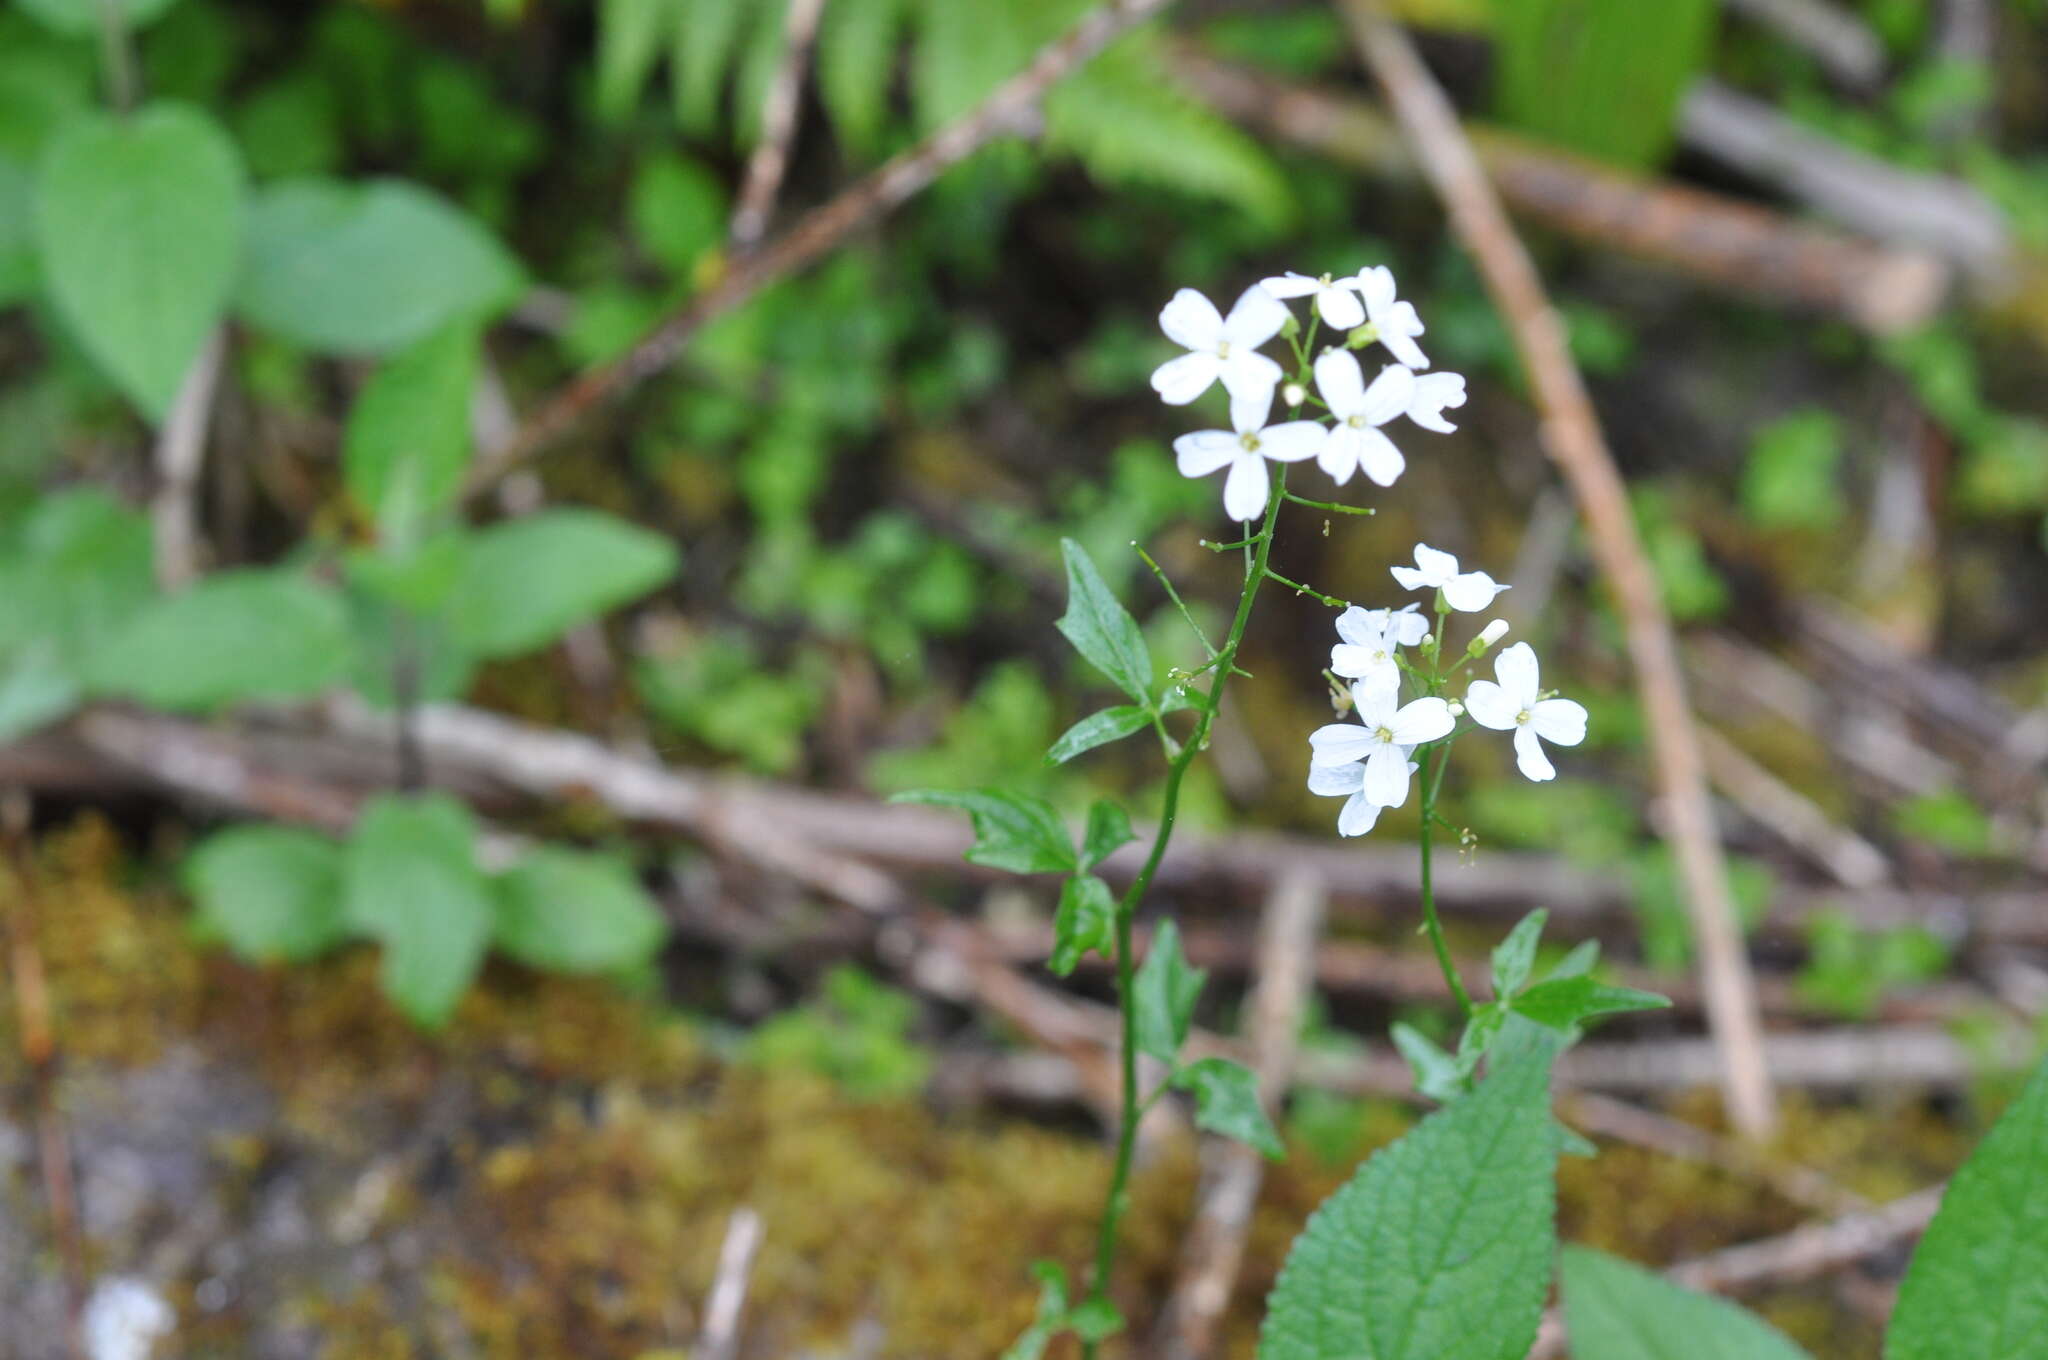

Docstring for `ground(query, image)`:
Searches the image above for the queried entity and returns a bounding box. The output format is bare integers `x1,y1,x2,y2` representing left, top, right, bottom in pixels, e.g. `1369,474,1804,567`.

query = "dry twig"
151,327,226,588
1722,0,1886,89
728,0,831,251
698,1206,764,1360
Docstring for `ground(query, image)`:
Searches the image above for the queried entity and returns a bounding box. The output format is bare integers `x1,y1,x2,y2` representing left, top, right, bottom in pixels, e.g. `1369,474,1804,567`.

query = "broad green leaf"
817,0,905,155
34,102,244,421
629,150,727,277
1493,0,1717,169
595,0,673,122
492,846,666,975
1511,976,1670,1031
343,793,492,1029
15,0,179,36
1079,799,1134,870
1046,703,1150,765
1561,1246,1813,1360
892,789,1076,875
0,643,77,742
185,825,348,964
1173,1056,1283,1159
0,488,154,667
344,532,467,615
86,569,350,710
1050,873,1114,977
1258,1030,1563,1360
1887,1054,2048,1358
1055,537,1152,705
0,156,34,305
1490,908,1548,998
0,44,95,161
1390,1022,1465,1104
671,0,756,135
1134,918,1205,1063
343,322,479,544
237,177,523,354
447,509,678,660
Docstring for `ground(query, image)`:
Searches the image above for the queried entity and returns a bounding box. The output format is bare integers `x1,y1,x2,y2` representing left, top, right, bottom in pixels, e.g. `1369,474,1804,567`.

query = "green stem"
1262,567,1349,609
1283,491,1374,515
93,0,138,114
1135,544,1217,659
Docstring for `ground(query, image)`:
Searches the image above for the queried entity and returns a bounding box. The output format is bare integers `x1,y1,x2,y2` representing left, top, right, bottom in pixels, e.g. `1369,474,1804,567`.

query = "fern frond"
671,0,760,135
816,0,906,156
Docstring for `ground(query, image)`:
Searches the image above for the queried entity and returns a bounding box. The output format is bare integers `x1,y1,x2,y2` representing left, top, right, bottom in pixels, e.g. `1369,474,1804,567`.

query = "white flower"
1308,683,1454,809
1174,386,1326,522
1151,285,1289,406
1407,370,1468,433
1330,603,1428,693
83,1278,174,1360
1350,266,1430,370
1464,641,1588,782
1260,270,1366,331
1308,759,1392,837
1475,618,1510,649
1311,349,1415,487
1390,543,1510,613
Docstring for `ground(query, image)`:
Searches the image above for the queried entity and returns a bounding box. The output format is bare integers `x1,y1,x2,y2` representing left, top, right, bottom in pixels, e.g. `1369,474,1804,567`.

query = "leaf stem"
1283,491,1373,515
1135,543,1218,659
1262,567,1349,609
93,0,138,115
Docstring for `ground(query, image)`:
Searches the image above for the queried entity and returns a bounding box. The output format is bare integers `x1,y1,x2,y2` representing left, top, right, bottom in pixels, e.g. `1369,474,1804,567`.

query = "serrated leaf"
344,321,478,544
34,102,244,421
1079,799,1134,870
15,0,178,37
1055,537,1151,704
1390,1022,1465,1104
1174,1056,1283,1159
1511,975,1670,1031
893,789,1076,874
1050,873,1115,977
1046,704,1150,765
1490,908,1548,998
1886,1054,2048,1358
447,508,678,660
343,793,492,1029
492,846,666,975
1562,1246,1813,1360
185,825,348,965
1258,1030,1563,1360
1134,917,1205,1063
237,177,522,354
86,569,350,710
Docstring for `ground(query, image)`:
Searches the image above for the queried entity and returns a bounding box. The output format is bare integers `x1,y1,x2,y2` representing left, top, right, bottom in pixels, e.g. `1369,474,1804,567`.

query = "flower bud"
1467,618,1509,656
1282,381,1306,408
1447,700,1465,717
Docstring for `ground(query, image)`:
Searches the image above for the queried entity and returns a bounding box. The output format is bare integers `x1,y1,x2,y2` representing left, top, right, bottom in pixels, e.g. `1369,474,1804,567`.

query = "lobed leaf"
1055,537,1152,705
893,789,1076,875
1511,975,1670,1032
1173,1056,1284,1159
1050,873,1115,977
1079,799,1135,870
1490,908,1548,998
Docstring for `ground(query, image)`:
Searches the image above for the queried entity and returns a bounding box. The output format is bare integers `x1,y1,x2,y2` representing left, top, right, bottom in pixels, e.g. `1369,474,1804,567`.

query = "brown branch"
728,0,831,252
152,327,226,588
467,0,1178,496
1338,0,1779,1136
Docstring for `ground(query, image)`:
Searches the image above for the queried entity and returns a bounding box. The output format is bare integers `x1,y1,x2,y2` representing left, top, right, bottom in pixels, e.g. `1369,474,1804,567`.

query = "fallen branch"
728,0,830,251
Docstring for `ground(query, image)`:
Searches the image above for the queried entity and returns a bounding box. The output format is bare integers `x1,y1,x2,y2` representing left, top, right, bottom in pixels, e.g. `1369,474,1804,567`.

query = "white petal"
1218,350,1283,406
1259,272,1317,299
1530,697,1588,747
1222,453,1270,522
1388,605,1429,647
1317,424,1361,484
1408,371,1467,433
1312,348,1366,416
1228,384,1274,436
1316,285,1365,331
1389,696,1454,745
1363,744,1411,808
1411,543,1459,581
1174,429,1237,478
1514,725,1557,782
1331,647,1398,694
1160,287,1224,351
1389,564,1433,592
1222,283,1291,348
1352,265,1395,311
1333,605,1376,648
1356,363,1416,426
1257,420,1327,463
1308,760,1365,797
1349,679,1400,727
1309,722,1376,766
1441,570,1508,613
1151,351,1221,405
1354,427,1406,487
1493,641,1541,707
1337,789,1382,837
1462,679,1519,731
1378,300,1429,370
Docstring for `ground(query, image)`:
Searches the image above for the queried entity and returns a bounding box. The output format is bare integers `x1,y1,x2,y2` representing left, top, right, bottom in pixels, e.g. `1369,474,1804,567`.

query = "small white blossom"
1151,285,1289,407
1174,386,1325,522
1282,381,1306,407
1447,699,1465,717
1350,266,1430,369
1308,683,1454,808
1329,603,1428,693
83,1278,174,1360
1475,618,1510,649
1308,759,1391,837
1260,270,1366,330
1407,370,1468,433
1312,349,1415,487
1390,543,1510,613
1464,641,1588,782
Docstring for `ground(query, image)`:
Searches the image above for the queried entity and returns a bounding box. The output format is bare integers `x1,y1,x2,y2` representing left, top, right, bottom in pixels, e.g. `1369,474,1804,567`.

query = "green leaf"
1046,703,1150,765
237,177,523,354
447,508,678,660
0,155,35,305
343,322,479,544
1134,918,1205,1064
1886,1054,2048,1359
892,789,1075,874
1561,1246,1814,1360
1079,799,1134,870
1000,1262,1072,1360
1493,0,1717,169
342,793,493,1029
1490,908,1548,999
0,488,154,668
1055,537,1152,704
1390,1022,1466,1104
629,150,728,277
1511,975,1671,1031
86,569,351,710
491,846,666,975
1742,409,1844,532
817,0,906,155
34,102,243,421
595,0,673,123
1547,938,1601,981
185,825,348,965
0,643,77,743
1258,1031,1563,1360
15,0,179,37
1173,1056,1283,1159
1050,873,1114,977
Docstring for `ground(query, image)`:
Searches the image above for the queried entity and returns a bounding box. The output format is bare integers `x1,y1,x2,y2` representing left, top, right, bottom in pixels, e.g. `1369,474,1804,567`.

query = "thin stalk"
93,0,138,114
1262,566,1348,609
1135,544,1217,659
1416,741,1472,1016
1283,491,1373,515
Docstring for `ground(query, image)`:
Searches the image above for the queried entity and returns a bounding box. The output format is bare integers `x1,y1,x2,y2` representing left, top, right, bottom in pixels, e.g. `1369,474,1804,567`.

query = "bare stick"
1338,0,1778,1136
729,0,831,252
468,0,1177,494
152,327,225,588
1722,0,1885,90
698,1207,764,1360
1698,724,1889,888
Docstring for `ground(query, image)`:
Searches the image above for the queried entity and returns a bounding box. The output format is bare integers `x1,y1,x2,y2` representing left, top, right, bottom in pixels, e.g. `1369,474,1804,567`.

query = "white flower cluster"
1150,269,1468,521
1306,544,1588,837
